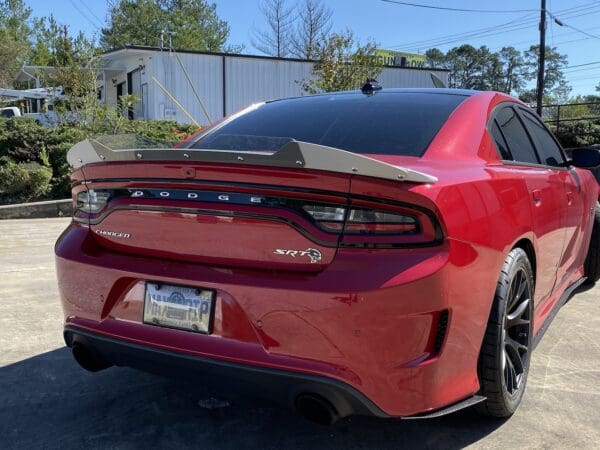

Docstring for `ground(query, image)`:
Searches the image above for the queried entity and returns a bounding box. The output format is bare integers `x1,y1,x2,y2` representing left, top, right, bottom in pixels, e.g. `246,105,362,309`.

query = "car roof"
267,88,480,104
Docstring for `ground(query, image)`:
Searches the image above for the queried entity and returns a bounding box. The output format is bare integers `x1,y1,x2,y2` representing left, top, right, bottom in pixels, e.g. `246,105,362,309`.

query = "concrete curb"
0,199,72,220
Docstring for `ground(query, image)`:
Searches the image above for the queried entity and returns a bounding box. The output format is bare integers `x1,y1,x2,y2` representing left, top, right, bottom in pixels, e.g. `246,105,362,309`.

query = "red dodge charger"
56,87,600,424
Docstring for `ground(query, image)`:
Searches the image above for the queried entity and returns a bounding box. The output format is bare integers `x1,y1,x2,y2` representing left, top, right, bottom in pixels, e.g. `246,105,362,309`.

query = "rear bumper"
64,326,387,418
56,222,501,417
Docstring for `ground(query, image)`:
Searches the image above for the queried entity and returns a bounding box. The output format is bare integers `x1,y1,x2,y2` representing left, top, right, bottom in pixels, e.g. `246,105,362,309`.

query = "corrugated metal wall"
224,57,313,115
104,49,449,125
150,51,224,123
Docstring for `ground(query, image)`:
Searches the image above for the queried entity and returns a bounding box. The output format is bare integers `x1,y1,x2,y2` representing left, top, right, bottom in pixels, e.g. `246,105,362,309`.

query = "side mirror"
569,147,600,169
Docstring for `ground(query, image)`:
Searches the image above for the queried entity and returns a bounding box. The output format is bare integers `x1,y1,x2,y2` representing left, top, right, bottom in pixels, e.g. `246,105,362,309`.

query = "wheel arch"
512,237,537,289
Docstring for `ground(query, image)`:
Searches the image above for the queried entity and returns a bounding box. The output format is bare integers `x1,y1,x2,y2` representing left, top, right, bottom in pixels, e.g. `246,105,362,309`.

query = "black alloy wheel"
476,247,534,417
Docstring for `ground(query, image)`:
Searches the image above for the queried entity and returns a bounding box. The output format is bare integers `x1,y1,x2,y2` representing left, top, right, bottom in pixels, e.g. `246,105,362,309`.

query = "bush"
0,157,53,203
0,117,51,164
553,120,600,148
0,118,200,205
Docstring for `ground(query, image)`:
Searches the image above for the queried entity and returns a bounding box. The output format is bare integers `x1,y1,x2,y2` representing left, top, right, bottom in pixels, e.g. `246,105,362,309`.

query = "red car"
56,87,600,424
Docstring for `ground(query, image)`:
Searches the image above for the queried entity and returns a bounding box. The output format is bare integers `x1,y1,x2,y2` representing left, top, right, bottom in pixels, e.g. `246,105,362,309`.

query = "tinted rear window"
191,92,467,156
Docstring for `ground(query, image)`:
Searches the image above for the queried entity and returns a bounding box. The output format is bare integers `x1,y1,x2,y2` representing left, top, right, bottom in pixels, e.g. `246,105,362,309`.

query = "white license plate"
143,282,214,333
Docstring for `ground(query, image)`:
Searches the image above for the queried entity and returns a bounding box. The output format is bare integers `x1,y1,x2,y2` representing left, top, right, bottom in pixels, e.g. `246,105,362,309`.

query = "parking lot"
1,217,599,449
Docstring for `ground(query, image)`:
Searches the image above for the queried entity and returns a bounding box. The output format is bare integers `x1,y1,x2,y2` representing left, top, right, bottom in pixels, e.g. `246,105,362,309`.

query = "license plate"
143,282,214,334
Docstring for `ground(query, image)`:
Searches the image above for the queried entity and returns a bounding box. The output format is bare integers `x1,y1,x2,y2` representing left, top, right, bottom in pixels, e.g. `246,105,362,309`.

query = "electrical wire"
379,0,537,14
491,23,600,50
386,1,600,51
68,0,101,31
557,21,600,40
566,61,600,69
77,0,105,27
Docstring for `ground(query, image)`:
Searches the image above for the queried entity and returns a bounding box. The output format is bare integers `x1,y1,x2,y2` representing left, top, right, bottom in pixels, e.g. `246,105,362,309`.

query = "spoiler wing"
67,138,437,184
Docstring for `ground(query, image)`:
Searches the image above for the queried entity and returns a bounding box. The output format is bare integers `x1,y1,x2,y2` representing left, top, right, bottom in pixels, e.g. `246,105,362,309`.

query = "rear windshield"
190,92,468,156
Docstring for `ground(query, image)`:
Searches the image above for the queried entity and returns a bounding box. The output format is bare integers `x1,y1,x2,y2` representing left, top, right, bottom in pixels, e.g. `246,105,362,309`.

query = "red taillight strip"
74,182,444,249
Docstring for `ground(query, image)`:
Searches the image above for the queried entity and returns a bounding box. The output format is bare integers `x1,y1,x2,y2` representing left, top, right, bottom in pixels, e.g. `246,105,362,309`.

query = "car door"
518,108,586,289
491,105,567,306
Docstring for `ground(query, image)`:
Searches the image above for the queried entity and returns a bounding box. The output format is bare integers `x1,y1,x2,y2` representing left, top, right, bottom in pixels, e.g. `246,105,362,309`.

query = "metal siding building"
101,46,449,126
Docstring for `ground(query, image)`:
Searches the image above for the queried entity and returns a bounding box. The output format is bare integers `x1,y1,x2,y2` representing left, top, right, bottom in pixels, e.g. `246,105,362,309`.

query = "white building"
15,46,448,126
99,46,449,125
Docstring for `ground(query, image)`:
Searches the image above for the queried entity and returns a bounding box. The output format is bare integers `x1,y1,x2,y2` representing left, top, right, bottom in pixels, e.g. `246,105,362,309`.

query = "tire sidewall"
495,248,534,413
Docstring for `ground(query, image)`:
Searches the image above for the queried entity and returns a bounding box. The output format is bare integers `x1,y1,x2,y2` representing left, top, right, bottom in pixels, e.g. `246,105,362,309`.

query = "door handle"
532,189,542,206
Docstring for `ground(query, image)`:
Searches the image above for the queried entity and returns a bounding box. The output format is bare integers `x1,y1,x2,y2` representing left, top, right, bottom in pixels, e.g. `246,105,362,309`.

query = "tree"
290,0,332,59
444,45,490,89
497,46,526,95
423,44,568,99
301,30,382,94
424,48,446,69
521,45,571,103
0,0,32,87
101,0,229,52
251,0,294,57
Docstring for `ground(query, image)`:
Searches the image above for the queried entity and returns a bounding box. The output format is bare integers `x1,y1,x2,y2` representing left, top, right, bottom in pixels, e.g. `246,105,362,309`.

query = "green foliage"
425,44,570,100
520,45,571,103
101,0,229,51
0,0,32,87
0,117,51,163
553,120,600,149
0,117,200,203
302,30,382,94
0,156,53,202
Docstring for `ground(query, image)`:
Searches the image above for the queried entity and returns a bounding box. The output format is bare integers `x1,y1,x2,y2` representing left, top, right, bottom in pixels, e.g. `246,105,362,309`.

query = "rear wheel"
476,248,534,417
584,202,600,284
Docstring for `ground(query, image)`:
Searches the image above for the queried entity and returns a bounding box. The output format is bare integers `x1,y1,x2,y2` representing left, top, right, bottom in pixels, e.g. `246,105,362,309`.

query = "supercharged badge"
273,248,322,264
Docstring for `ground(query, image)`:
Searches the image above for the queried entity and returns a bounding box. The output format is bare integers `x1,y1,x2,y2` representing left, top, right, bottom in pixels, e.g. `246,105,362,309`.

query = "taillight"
302,205,346,231
345,209,418,234
76,189,110,214
302,204,428,244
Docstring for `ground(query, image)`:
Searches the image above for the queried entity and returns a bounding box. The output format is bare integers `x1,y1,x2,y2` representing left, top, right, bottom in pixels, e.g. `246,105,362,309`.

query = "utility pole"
536,0,546,116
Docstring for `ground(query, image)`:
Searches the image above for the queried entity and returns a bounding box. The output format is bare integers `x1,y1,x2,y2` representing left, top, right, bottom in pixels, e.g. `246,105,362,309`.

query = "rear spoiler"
67,139,437,184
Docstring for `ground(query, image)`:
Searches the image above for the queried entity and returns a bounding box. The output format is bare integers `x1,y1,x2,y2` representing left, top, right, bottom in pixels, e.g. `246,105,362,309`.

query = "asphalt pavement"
1,218,599,449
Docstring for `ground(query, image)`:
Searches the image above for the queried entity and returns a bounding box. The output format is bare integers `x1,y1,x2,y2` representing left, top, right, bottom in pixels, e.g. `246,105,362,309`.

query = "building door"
127,68,143,120
116,81,125,106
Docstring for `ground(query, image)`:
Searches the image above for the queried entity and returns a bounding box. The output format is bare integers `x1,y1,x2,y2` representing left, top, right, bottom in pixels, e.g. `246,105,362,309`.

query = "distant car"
56,88,600,424
0,105,65,126
0,106,21,119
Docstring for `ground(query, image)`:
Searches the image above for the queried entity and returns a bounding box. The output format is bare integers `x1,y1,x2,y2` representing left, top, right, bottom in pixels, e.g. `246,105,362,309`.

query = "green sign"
375,49,426,68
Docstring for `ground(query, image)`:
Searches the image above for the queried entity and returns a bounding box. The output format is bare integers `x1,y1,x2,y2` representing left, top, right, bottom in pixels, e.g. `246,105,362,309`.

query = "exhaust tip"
71,342,112,372
295,393,340,425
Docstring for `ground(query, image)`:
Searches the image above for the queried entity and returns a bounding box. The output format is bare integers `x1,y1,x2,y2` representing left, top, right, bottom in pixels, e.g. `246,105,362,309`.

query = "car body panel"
56,89,599,418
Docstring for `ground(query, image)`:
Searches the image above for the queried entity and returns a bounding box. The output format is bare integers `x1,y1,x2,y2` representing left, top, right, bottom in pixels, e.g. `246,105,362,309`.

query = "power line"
565,67,600,74
68,0,101,31
557,21,600,40
388,14,538,50
379,0,537,14
565,60,600,69
386,1,600,50
491,22,600,50
77,0,104,27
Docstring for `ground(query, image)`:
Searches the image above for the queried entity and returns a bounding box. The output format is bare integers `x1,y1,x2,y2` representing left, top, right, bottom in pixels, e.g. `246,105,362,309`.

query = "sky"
23,0,600,96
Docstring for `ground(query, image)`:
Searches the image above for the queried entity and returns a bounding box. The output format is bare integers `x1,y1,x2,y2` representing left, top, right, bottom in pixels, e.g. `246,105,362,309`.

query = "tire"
476,247,534,417
584,202,600,284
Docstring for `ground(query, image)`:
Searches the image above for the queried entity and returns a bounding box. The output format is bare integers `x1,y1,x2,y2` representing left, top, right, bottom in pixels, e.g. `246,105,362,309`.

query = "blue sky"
24,0,600,96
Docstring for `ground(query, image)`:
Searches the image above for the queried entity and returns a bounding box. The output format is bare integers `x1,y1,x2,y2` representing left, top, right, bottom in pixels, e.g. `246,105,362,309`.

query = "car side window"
490,120,512,160
519,110,565,167
495,106,539,165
